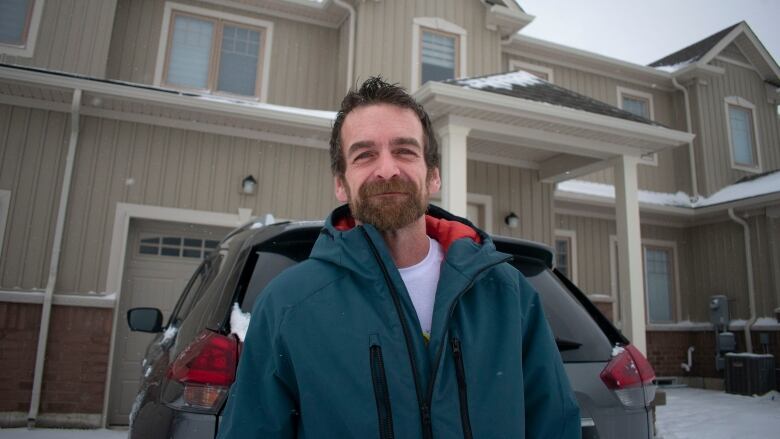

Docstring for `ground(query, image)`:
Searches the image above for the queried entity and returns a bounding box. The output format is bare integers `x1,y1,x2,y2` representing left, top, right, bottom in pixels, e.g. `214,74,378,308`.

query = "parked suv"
127,220,656,439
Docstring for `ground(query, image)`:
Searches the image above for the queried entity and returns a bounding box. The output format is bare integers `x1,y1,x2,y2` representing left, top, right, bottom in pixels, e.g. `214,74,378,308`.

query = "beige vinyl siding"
501,54,691,194
692,60,780,195
467,161,554,245
555,214,613,296
0,105,68,291
354,0,502,90
0,0,117,77
106,0,340,110
0,107,336,294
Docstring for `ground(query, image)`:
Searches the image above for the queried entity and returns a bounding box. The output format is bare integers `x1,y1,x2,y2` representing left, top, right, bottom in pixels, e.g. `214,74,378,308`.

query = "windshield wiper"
555,337,582,351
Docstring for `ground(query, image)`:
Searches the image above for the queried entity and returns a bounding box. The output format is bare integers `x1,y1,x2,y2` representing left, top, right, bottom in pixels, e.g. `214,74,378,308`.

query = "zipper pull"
451,337,461,355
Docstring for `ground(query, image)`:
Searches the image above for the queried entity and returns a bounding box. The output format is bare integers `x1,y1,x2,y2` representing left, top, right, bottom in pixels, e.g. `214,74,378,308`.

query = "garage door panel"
108,219,232,425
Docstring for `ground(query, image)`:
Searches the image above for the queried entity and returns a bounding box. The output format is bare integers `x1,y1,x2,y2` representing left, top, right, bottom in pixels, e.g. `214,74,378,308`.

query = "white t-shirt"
398,236,444,338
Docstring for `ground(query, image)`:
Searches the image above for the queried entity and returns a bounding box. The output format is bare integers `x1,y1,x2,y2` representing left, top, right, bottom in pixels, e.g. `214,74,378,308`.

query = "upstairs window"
156,3,273,100
0,0,33,46
725,96,760,171
508,59,554,83
617,86,654,120
421,29,458,84
0,0,43,57
412,17,466,92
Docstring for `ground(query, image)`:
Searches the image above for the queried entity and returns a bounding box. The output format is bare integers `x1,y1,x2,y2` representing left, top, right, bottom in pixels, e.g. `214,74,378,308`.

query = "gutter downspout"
728,208,757,353
334,0,355,92
27,88,82,427
672,77,699,199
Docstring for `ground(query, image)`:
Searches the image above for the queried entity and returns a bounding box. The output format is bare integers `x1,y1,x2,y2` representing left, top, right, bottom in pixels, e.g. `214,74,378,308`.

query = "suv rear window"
513,260,612,362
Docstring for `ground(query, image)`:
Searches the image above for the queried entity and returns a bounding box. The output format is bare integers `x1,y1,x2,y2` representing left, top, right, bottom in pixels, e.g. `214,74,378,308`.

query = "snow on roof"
653,57,697,73
557,170,780,209
196,95,337,120
457,70,542,91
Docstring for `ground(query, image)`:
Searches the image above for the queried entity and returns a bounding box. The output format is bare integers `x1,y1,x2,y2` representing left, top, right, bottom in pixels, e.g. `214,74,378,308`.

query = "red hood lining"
333,214,481,252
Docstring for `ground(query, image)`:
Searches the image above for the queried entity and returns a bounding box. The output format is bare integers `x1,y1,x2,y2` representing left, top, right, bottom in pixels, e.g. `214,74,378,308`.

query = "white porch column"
437,124,470,217
613,155,647,354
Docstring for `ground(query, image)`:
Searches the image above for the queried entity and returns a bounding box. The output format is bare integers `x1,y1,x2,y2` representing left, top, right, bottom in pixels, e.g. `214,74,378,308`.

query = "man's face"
334,104,441,231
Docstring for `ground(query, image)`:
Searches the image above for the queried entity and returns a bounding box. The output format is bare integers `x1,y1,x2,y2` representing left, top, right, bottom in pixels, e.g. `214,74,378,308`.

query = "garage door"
108,219,232,425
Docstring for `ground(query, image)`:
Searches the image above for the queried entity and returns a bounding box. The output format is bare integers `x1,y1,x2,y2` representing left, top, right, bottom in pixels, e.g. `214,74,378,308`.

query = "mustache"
358,178,418,197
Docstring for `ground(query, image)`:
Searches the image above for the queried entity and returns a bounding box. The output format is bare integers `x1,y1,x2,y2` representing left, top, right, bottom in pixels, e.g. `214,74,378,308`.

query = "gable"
719,43,751,65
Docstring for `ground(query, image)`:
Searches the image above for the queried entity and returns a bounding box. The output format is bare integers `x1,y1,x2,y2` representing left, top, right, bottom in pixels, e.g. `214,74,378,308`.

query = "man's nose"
374,150,400,179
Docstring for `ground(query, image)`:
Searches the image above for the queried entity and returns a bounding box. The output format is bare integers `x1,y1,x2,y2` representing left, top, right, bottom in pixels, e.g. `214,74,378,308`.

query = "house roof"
443,71,662,126
649,22,741,68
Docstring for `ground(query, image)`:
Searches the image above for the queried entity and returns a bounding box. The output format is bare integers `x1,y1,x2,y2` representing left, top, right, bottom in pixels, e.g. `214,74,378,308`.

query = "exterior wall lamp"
242,175,257,195
504,212,519,228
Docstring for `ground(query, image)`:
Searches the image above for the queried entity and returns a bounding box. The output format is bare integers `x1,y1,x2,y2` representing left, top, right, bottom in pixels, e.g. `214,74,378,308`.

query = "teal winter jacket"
218,205,580,438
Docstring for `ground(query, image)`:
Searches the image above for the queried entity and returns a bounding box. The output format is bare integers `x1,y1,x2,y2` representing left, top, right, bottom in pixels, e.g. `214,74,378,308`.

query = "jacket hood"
310,204,508,281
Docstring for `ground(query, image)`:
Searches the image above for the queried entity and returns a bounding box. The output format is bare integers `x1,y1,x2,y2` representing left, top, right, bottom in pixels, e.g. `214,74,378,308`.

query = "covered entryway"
107,219,232,425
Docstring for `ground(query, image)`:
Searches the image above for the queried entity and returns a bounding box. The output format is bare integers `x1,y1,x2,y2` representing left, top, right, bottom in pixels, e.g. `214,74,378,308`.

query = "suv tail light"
167,330,239,411
600,344,656,408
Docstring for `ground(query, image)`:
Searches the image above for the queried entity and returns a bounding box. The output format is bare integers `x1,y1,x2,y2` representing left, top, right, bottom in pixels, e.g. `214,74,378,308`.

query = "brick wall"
647,329,780,383
41,305,113,413
0,303,113,415
0,302,40,411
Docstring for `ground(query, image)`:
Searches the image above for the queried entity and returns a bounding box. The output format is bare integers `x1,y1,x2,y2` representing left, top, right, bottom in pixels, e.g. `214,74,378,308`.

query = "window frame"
617,86,657,166
554,229,577,283
508,59,554,83
411,17,467,92
0,0,45,58
724,96,762,173
642,242,679,324
154,2,273,102
610,236,681,325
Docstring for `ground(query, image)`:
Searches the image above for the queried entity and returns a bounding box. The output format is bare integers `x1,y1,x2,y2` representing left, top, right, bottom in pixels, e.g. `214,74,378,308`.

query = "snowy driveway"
656,387,780,439
1,387,778,438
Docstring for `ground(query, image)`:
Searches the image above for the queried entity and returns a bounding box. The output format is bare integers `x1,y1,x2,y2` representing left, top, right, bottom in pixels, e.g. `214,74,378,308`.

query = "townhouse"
0,0,777,428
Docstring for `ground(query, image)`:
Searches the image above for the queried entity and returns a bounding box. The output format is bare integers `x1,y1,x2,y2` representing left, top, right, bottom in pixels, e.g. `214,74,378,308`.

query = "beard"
345,177,429,232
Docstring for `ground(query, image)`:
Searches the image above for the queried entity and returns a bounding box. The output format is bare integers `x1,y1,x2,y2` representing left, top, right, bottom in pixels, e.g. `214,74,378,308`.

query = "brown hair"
329,76,439,176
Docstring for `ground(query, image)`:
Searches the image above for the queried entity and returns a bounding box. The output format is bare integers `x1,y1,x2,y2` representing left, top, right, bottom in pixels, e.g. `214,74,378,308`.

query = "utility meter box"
718,332,737,353
709,295,730,327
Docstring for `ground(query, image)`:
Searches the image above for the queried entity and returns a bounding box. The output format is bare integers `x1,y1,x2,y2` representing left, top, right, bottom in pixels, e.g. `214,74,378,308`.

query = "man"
218,77,580,438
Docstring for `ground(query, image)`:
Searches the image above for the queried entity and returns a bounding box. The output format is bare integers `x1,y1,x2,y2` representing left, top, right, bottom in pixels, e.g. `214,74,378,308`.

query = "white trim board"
0,190,10,260
508,59,554,83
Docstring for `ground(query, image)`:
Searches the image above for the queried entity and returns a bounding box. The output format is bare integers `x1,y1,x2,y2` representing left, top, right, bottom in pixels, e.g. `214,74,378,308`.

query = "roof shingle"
648,22,742,68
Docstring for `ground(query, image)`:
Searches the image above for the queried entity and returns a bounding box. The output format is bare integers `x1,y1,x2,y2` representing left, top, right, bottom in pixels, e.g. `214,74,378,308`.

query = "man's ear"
334,175,349,203
427,167,441,194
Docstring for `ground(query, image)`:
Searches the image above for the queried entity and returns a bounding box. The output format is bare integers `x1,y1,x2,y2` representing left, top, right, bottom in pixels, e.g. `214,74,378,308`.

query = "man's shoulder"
258,258,346,311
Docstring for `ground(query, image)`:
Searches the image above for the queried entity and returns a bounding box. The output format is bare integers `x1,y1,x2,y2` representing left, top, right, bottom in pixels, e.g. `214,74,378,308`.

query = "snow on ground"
656,387,780,439
3,387,777,438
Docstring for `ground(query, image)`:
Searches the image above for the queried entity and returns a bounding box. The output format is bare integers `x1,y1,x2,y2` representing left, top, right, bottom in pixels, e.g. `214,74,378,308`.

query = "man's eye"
395,148,418,156
353,152,374,162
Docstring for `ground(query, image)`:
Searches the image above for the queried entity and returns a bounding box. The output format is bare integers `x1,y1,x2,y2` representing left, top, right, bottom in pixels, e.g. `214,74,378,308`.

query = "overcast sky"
518,0,780,67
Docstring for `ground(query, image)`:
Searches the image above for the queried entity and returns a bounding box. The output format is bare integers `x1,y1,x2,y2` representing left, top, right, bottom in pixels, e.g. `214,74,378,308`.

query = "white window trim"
0,0,46,58
617,86,655,120
508,59,554,83
411,17,467,93
617,86,657,165
610,235,681,324
0,190,10,260
724,96,763,173
554,229,577,283
153,1,274,102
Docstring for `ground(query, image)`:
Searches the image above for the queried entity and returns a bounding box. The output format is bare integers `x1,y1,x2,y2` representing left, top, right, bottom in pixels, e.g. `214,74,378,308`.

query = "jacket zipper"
424,255,511,435
370,337,395,439
451,337,473,439
361,228,432,439
362,226,510,439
